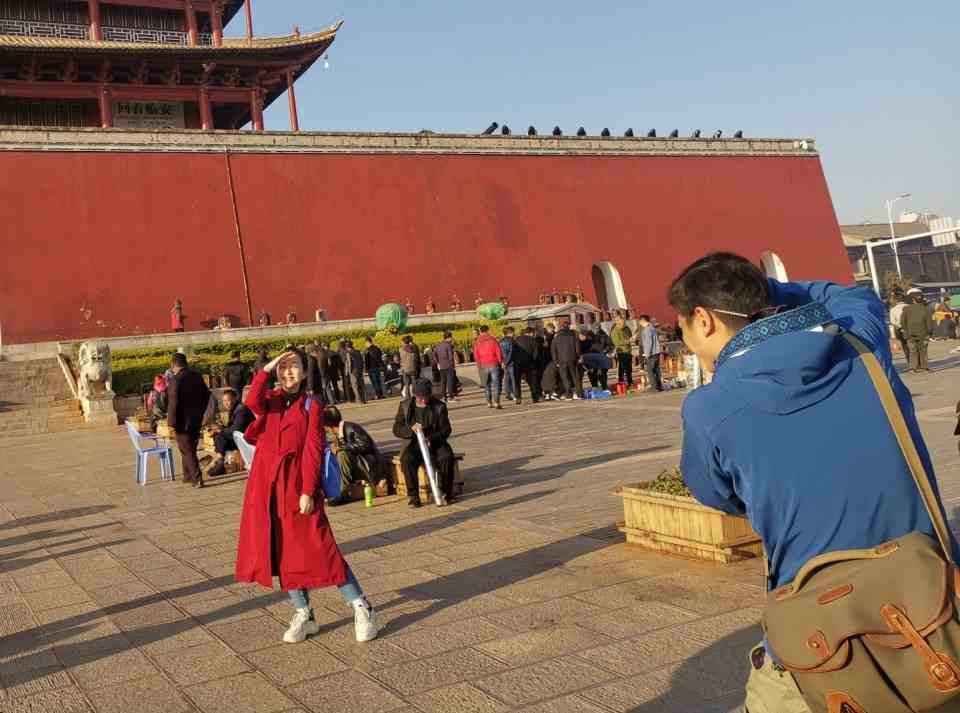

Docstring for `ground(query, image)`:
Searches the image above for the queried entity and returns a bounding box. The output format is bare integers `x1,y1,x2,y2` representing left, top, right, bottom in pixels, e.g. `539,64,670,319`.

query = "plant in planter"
616,466,761,563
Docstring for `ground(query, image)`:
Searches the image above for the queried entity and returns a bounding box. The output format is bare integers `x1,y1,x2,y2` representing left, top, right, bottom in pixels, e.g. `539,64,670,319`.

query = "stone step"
0,406,82,421
0,398,77,411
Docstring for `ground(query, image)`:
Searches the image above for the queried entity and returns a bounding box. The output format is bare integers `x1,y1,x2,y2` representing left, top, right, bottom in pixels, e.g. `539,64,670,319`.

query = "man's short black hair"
222,388,238,399
523,326,535,335
402,335,413,344
365,336,374,343
171,353,188,368
443,331,452,339
503,326,514,335
231,350,241,359
324,406,342,427
638,314,651,322
667,252,770,320
479,325,490,333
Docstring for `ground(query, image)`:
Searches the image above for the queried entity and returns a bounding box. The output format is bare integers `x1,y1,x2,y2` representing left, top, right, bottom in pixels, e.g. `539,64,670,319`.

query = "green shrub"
647,467,691,497
111,319,512,396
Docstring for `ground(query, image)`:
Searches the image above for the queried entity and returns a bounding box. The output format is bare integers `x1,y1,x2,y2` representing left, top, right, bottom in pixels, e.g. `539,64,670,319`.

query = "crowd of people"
888,287,958,373
151,252,960,713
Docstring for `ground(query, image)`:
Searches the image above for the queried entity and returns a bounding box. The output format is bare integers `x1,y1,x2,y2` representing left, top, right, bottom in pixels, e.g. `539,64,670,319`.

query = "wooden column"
286,71,299,133
87,0,101,41
210,0,223,47
98,85,112,128
184,0,198,46
244,0,253,41
199,86,213,130
249,88,263,131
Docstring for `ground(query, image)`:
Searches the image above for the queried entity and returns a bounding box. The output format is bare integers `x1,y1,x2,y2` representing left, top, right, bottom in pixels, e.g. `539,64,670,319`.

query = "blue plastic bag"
322,448,342,499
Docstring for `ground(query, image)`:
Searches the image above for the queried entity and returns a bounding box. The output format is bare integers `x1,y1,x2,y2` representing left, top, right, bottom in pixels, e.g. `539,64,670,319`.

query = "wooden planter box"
616,482,762,563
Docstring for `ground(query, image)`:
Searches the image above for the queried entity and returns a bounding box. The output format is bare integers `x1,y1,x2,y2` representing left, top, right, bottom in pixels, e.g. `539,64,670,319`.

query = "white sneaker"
283,608,319,643
572,394,582,400
353,599,379,642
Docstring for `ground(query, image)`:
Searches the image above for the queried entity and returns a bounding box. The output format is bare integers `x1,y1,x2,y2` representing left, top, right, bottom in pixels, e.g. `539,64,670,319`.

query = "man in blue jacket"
669,252,955,711
499,327,518,403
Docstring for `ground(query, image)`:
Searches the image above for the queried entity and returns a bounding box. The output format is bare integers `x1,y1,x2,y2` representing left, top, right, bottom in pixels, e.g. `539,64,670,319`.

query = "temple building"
0,0,338,129
0,4,852,347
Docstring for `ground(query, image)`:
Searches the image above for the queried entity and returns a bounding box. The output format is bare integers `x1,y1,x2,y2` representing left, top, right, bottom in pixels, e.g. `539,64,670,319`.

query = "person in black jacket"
167,353,211,487
324,406,383,505
512,327,540,404
392,378,455,508
206,389,255,477
550,321,582,400
364,337,386,399
306,344,327,403
344,341,367,404
326,342,345,402
222,351,249,395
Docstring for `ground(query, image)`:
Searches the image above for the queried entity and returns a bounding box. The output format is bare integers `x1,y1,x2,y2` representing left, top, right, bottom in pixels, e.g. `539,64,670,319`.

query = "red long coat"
234,371,348,591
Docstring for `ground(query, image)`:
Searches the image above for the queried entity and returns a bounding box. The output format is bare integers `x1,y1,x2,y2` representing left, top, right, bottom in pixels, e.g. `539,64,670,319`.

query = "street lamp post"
885,193,912,279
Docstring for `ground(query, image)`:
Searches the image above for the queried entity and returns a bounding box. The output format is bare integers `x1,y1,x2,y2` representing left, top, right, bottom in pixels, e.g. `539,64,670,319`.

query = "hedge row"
112,320,518,396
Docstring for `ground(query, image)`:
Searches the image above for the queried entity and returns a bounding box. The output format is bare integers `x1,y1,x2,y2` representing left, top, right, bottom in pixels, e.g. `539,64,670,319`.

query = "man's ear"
693,307,718,337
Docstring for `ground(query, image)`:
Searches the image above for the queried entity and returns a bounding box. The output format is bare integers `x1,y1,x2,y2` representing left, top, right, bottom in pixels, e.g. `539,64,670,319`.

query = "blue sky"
233,1,957,225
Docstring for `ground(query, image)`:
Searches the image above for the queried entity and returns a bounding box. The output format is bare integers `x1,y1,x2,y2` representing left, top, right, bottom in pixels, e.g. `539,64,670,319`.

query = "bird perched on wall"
646,129,656,138
734,130,743,138
481,122,498,135
692,129,701,138
601,128,611,137
669,129,679,138
501,125,511,135
552,126,562,136
713,130,723,138
528,126,537,136
576,127,587,136
624,128,635,137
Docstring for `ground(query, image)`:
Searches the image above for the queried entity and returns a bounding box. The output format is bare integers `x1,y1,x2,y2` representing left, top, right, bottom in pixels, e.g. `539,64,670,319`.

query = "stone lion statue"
77,341,113,399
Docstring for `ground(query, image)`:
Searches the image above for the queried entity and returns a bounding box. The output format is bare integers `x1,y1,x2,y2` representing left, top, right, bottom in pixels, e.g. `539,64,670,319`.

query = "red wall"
0,150,850,344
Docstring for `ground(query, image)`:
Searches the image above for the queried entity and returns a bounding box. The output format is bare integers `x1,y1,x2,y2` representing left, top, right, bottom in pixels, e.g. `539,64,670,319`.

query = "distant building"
842,219,960,287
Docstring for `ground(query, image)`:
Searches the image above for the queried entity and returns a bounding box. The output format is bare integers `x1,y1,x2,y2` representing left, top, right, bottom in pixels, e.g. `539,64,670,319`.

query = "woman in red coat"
235,348,379,644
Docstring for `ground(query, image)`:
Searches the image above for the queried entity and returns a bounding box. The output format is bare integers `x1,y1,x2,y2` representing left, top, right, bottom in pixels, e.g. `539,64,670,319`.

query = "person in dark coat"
433,332,458,402
514,327,541,403
550,321,582,399
344,341,366,404
326,342,345,402
363,337,386,400
305,344,327,403
222,351,249,395
166,352,210,487
323,406,383,505
900,288,934,372
253,348,269,374
235,349,379,645
392,378,455,508
205,388,255,477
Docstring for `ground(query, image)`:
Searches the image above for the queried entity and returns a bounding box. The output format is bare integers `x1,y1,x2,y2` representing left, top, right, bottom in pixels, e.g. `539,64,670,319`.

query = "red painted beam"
0,80,252,103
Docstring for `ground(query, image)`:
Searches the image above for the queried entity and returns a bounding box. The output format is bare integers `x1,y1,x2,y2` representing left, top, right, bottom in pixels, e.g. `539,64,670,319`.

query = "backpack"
763,334,960,713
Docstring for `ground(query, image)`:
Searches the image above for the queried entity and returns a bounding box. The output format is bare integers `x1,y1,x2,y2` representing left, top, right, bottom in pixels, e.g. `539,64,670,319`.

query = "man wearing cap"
900,288,934,372
392,378,455,508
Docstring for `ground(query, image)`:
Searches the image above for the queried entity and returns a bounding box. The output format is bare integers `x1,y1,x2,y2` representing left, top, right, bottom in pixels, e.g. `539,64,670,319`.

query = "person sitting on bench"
206,389,254,477
392,378,455,508
323,406,383,506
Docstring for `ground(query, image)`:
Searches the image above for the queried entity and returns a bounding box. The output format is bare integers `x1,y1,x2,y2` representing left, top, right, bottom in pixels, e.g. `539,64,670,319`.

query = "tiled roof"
0,21,340,54
840,222,927,247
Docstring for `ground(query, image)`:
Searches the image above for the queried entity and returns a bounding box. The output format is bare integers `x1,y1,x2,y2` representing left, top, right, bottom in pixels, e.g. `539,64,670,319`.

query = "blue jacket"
681,279,955,589
499,337,515,366
640,324,660,357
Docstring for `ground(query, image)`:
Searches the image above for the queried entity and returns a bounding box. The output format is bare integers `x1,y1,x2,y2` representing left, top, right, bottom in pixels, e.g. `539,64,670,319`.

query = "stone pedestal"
82,392,118,426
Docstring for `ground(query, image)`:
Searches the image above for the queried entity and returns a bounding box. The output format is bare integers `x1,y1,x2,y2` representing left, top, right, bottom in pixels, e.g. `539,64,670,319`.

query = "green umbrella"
476,302,507,321
375,303,408,331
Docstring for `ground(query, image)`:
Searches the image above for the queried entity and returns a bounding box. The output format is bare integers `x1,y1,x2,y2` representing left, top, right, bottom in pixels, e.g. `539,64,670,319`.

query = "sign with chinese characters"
112,100,185,129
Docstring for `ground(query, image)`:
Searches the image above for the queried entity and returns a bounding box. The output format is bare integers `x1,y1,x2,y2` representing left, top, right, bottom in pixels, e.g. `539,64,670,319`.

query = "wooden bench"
380,450,465,501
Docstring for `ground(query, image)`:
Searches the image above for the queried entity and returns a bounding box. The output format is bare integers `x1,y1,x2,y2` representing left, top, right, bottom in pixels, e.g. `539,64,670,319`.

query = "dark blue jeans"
367,368,384,398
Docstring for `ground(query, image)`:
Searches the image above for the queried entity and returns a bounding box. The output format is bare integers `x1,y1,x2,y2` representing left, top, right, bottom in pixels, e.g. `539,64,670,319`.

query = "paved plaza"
1,347,960,713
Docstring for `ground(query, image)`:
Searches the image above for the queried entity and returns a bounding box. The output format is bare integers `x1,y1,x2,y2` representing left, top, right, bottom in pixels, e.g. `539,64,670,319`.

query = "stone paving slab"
1,343,960,711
